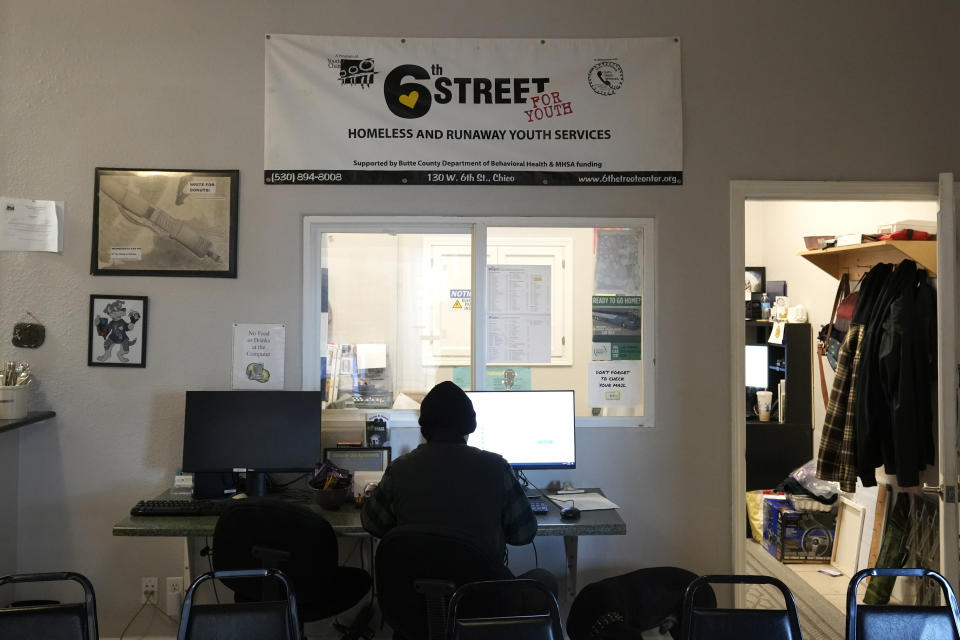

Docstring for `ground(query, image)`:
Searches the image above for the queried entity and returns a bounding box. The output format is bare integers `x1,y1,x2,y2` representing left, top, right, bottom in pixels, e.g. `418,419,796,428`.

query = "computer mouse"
560,506,581,521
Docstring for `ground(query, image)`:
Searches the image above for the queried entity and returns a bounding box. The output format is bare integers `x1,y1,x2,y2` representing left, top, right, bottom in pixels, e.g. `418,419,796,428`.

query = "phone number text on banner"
264,36,683,186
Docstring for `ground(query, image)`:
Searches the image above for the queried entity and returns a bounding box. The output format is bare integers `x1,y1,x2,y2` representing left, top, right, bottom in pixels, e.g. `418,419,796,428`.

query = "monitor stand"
245,472,269,497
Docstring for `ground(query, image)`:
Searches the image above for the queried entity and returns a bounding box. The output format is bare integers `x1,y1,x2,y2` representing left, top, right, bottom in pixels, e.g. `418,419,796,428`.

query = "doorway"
729,179,957,638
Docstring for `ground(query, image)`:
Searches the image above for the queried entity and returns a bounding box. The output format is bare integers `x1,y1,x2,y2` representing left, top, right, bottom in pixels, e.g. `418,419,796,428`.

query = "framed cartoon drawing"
88,295,148,367
91,168,238,277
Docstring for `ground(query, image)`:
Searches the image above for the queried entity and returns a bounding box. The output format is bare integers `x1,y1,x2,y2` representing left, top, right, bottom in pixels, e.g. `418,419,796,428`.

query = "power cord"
118,581,179,639
201,537,220,603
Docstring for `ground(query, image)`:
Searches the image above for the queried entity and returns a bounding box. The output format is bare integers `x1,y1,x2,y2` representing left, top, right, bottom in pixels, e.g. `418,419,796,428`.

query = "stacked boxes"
763,498,837,563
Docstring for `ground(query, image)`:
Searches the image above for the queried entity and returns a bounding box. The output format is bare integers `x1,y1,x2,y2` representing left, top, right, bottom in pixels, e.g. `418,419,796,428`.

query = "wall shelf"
799,240,937,280
0,410,56,436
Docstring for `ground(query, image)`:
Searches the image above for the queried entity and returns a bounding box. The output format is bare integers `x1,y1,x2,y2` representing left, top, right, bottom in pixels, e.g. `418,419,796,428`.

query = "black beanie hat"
418,381,476,440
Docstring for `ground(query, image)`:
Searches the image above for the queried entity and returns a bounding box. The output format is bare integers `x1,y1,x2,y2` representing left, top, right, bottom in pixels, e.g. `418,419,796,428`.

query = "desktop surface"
113,487,625,538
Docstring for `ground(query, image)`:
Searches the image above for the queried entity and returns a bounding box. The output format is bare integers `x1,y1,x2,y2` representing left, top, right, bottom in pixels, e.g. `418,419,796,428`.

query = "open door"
933,173,959,587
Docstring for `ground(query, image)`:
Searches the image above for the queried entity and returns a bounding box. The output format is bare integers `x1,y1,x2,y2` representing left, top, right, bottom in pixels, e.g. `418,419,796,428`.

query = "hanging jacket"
860,264,937,487
817,263,892,491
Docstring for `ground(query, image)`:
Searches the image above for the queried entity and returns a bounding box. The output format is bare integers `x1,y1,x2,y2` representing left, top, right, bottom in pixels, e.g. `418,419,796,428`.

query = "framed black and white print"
744,266,766,301
88,295,148,367
91,168,238,277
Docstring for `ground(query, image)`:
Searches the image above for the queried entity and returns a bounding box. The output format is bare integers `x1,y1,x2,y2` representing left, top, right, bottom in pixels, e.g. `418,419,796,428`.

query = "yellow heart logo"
398,90,419,109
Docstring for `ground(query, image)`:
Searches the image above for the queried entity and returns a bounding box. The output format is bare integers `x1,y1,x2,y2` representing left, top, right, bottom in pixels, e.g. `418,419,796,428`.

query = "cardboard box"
763,499,837,563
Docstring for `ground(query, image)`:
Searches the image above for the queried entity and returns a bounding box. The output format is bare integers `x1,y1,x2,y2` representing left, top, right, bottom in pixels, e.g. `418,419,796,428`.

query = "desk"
113,488,626,599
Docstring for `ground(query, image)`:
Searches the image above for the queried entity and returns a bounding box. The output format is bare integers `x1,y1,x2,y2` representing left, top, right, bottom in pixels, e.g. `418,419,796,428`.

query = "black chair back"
0,572,98,640
847,568,960,640
213,499,338,604
681,574,802,640
177,568,301,640
448,579,564,640
375,525,514,640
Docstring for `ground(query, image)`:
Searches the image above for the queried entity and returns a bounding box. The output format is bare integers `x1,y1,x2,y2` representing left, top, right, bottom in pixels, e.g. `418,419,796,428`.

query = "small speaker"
192,471,238,498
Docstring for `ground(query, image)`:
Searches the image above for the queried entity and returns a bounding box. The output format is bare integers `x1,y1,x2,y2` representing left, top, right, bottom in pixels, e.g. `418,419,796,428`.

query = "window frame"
302,215,656,428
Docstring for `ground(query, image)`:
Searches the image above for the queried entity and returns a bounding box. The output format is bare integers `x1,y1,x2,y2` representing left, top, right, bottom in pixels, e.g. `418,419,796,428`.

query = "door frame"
729,180,949,598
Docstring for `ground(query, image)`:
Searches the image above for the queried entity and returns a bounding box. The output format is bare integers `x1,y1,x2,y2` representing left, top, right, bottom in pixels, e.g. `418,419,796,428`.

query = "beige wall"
1,0,959,634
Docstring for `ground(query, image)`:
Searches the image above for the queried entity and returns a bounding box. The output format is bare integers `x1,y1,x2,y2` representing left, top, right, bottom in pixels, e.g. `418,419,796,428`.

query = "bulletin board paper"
588,362,640,406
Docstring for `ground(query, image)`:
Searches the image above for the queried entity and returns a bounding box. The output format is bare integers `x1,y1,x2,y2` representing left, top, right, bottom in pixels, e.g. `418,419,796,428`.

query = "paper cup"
0,386,27,420
756,390,773,422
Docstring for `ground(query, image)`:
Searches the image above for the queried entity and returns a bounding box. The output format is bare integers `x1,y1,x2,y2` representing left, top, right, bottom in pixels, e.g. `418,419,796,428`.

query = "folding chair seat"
447,579,564,640
0,571,99,640
177,568,301,640
847,568,960,640
681,574,802,640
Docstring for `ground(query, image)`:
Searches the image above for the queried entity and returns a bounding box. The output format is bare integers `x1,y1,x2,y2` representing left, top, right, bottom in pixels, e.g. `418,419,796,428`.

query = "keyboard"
130,499,231,517
528,498,549,515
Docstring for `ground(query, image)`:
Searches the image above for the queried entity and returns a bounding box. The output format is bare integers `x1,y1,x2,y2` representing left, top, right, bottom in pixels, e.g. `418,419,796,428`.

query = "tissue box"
763,499,837,563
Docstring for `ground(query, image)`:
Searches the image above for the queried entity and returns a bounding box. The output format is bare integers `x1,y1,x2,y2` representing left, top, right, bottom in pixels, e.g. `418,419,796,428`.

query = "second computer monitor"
464,390,576,470
182,391,323,495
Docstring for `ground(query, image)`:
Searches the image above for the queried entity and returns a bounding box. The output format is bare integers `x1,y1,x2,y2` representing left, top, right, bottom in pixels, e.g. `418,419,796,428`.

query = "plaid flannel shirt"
816,323,866,492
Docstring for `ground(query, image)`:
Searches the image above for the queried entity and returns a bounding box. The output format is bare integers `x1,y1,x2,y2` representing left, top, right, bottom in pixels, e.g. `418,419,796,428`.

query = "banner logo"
384,63,551,119
588,61,623,96
337,57,378,88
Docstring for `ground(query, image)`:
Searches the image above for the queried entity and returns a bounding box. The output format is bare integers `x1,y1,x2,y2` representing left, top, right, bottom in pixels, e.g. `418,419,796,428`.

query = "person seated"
362,380,557,593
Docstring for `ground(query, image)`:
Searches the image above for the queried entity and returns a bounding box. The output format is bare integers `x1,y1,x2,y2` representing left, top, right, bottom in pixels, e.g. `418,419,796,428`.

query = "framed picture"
88,295,148,367
91,168,238,277
744,266,766,301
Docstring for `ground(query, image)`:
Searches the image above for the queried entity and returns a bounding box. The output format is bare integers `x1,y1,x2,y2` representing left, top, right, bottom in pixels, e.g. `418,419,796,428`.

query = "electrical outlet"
141,576,158,604
165,576,184,617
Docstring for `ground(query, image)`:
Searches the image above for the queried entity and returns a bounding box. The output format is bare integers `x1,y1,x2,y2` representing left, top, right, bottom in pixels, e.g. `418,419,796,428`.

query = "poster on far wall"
232,324,285,389
265,35,682,186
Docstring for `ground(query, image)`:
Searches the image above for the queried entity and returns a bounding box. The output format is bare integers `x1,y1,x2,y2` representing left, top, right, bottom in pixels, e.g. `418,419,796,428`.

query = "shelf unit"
745,322,813,491
799,240,936,280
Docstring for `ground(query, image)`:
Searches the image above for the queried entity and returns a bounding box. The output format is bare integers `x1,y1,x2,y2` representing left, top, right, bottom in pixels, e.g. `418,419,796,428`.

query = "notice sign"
592,295,641,361
588,362,640,406
265,35,682,186
233,323,285,390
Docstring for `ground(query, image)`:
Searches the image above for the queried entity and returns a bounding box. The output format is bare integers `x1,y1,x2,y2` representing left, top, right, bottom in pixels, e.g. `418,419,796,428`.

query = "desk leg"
564,536,578,600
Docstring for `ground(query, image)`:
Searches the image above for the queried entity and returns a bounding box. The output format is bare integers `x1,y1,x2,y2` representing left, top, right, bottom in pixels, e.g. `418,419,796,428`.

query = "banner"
265,35,682,186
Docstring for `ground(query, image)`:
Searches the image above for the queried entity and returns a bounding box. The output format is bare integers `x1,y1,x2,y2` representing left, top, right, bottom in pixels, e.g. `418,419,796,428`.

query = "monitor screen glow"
464,390,575,470
745,345,769,389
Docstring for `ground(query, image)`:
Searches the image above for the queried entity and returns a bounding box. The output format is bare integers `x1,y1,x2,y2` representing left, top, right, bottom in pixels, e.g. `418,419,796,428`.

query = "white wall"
1,0,959,634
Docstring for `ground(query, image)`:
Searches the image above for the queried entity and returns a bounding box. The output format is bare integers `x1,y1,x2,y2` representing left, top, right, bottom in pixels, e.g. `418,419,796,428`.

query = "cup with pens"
309,460,353,510
0,361,31,420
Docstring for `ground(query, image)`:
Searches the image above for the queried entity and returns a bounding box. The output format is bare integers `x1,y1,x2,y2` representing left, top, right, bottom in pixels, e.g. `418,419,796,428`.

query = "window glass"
303,218,653,427
320,231,472,409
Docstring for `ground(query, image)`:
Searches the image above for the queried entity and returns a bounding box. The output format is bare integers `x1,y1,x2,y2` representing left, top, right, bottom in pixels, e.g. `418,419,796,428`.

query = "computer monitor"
745,345,769,389
323,446,391,473
182,390,323,496
464,390,576,470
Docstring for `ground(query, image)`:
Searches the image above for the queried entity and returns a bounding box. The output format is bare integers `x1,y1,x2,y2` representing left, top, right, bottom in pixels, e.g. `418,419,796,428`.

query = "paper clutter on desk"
546,492,619,511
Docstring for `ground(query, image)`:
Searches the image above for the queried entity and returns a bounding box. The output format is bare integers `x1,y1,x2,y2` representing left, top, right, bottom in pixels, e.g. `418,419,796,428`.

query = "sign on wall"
265,35,682,186
232,323,285,390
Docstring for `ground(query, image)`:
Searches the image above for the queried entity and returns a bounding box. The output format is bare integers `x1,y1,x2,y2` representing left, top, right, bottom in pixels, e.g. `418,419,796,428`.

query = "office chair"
847,568,960,640
0,571,99,640
566,567,710,640
680,574,802,640
212,499,371,627
447,579,564,640
374,525,515,640
178,569,301,640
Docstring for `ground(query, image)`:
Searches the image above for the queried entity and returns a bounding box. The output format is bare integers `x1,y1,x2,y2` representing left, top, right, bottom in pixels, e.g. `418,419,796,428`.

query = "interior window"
302,218,654,427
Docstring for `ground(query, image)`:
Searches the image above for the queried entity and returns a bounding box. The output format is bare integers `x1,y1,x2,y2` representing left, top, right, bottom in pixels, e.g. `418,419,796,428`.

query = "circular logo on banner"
588,61,624,96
